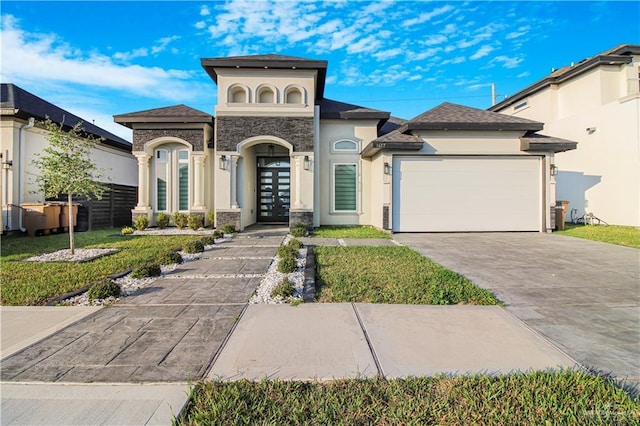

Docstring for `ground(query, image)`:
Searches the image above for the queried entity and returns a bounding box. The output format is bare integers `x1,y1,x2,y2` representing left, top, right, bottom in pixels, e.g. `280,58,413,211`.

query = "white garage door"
392,156,542,232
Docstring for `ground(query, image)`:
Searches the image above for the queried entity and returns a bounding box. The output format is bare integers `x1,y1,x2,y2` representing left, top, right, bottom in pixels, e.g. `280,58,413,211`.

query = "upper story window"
228,84,249,103
285,87,303,104
257,85,277,103
332,139,359,153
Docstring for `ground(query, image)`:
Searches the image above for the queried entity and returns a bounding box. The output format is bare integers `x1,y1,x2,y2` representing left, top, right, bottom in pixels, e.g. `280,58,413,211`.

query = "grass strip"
1,229,204,305
177,371,640,425
556,224,640,249
312,226,391,239
315,246,498,305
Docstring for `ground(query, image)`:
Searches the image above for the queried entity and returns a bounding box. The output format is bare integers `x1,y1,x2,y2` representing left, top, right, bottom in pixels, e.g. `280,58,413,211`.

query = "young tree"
31,118,108,254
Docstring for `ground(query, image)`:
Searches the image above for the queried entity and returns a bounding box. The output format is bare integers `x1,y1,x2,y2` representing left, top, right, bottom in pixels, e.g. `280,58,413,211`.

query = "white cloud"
200,5,210,16
195,21,206,30
506,25,530,39
402,5,454,28
0,15,199,101
470,45,494,60
373,48,404,61
422,34,447,46
492,55,523,69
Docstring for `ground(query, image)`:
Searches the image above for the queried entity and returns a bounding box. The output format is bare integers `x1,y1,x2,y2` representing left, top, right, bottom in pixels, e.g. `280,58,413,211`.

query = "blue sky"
1,1,638,141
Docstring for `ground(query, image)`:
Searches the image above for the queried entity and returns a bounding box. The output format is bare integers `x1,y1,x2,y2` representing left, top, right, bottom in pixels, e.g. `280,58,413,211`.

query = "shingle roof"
201,54,328,99
361,129,424,157
406,102,543,131
316,98,390,120
1,83,131,151
378,116,405,136
114,104,213,129
520,132,578,153
490,44,640,112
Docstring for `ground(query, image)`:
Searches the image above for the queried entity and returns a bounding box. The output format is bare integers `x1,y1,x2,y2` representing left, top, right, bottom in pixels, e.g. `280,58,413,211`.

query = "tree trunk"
68,193,75,255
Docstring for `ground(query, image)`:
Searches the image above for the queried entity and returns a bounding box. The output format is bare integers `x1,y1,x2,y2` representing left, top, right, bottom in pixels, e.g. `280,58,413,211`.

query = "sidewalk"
1,229,578,425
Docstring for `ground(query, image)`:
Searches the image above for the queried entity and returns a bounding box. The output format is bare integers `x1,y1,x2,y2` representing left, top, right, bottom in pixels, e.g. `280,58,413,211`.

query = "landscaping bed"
0,229,208,306
177,371,639,425
315,246,499,305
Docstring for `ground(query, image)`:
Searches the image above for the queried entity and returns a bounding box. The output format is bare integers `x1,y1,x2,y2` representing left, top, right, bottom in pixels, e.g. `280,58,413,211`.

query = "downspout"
18,117,35,232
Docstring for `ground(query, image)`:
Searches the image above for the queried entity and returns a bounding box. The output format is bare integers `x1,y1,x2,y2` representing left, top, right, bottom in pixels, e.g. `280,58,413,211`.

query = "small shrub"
200,235,216,246
183,240,205,253
207,210,216,228
156,250,183,265
173,212,188,229
221,223,236,234
156,212,170,229
188,214,204,231
121,226,134,235
278,255,297,273
278,245,298,259
87,279,121,300
290,223,307,237
287,239,303,250
271,278,294,299
133,215,149,231
131,262,162,279
212,230,223,239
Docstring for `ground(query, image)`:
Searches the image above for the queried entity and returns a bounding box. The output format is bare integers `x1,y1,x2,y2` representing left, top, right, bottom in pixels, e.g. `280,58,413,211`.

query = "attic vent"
514,100,528,110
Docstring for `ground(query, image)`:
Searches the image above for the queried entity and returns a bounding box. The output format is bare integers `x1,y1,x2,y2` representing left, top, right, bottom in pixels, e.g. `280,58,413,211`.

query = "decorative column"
192,153,205,209
230,155,239,209
135,153,150,209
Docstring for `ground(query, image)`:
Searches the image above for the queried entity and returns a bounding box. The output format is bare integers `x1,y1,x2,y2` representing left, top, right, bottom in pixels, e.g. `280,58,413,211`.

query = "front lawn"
1,229,205,305
177,371,640,425
556,224,640,249
312,225,391,239
315,246,498,305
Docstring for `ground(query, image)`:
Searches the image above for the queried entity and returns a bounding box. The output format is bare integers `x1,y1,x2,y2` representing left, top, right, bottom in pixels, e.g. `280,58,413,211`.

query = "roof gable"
406,102,543,131
114,104,213,129
316,98,390,120
201,53,328,99
1,83,131,151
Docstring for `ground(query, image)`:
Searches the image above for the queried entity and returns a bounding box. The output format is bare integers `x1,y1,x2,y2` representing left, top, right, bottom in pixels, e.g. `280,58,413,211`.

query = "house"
490,44,640,227
0,83,138,233
115,54,576,233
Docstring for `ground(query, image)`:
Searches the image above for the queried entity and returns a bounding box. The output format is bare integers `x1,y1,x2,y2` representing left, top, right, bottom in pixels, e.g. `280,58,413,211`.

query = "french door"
257,157,290,222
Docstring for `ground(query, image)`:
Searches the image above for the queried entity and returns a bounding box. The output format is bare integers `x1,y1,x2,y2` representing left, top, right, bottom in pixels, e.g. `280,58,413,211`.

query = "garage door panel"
393,157,541,232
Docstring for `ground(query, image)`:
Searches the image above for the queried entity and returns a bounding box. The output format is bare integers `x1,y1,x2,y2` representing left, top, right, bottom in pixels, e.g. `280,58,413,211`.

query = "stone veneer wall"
216,116,314,151
216,210,241,231
382,205,390,230
289,210,313,229
132,129,205,151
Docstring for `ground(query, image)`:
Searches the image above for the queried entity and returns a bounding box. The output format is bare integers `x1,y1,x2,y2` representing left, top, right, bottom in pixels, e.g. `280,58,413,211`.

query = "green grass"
177,371,640,425
315,246,498,305
312,226,391,239
1,229,204,306
557,224,640,249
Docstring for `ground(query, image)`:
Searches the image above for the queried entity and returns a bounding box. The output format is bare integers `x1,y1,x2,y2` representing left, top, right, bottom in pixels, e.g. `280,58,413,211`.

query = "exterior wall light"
303,155,310,170
2,160,12,170
384,162,391,175
550,164,559,176
219,155,226,170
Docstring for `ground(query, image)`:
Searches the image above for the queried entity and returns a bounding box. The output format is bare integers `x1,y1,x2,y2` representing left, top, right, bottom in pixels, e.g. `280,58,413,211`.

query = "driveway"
394,232,640,390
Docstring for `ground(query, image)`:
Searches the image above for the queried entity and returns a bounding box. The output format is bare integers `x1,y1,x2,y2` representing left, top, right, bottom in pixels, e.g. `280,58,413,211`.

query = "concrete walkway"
1,228,583,424
394,232,640,391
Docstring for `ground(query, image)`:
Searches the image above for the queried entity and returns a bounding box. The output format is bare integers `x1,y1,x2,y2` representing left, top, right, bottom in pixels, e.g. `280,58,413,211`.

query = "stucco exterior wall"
0,119,136,231
496,58,640,226
317,119,378,226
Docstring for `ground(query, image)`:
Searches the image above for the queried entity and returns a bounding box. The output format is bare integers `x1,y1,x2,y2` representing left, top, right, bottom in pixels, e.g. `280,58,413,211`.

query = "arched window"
156,149,168,211
154,145,190,212
285,88,302,104
333,139,359,153
231,88,246,103
258,87,275,103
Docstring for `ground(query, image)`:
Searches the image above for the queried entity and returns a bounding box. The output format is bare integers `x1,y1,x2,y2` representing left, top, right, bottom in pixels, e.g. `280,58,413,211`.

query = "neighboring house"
490,44,640,227
0,83,138,233
115,54,576,233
